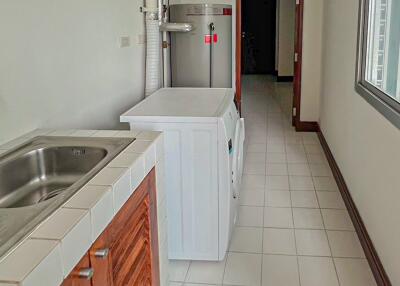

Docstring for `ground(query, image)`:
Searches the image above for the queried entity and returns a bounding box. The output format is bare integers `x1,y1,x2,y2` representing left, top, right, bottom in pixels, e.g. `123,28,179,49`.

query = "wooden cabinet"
61,254,92,286
62,168,159,286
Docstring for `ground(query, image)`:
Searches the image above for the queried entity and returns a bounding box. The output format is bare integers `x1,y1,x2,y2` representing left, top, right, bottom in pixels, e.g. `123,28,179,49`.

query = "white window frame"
356,0,400,129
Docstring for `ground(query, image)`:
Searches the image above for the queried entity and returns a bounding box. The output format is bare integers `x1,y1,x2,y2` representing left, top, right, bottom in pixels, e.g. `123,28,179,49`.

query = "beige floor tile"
309,163,333,177
292,208,324,229
246,132,267,144
287,163,311,176
246,123,267,132
334,258,377,286
267,137,285,145
305,144,323,154
327,231,365,258
169,260,190,282
223,252,262,286
242,175,266,189
237,206,264,227
286,152,308,163
262,255,300,286
268,132,285,139
285,136,304,144
317,192,346,209
185,259,226,284
264,207,293,228
244,162,266,175
290,191,319,208
289,176,314,191
266,175,289,190
183,283,216,286
298,256,339,286
266,152,286,163
245,152,266,164
301,133,318,140
295,229,331,256
302,135,320,145
263,228,296,255
312,176,339,191
307,153,329,164
229,227,263,253
285,144,306,155
267,143,286,153
266,163,288,175
240,189,265,207
322,209,355,230
247,143,267,153
265,191,291,207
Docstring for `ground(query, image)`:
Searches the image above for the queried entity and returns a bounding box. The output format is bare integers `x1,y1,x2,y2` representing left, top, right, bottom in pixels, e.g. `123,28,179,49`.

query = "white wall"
320,0,400,284
277,0,295,77
300,0,323,121
0,0,146,145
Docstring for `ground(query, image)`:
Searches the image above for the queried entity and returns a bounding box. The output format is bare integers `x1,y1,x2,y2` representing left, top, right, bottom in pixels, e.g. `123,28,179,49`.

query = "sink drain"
38,188,67,203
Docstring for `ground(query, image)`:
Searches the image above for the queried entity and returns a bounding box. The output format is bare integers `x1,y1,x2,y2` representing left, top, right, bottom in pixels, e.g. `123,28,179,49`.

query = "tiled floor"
169,75,377,286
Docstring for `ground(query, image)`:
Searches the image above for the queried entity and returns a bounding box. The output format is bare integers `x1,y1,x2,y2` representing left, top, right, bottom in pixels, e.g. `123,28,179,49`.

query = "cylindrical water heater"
169,4,232,88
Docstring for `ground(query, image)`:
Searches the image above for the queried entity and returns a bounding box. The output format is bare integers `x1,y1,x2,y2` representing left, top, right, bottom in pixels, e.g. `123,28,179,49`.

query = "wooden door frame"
293,0,319,132
235,0,242,114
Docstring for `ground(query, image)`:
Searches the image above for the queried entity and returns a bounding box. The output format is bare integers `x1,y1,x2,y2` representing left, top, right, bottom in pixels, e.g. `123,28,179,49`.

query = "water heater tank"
169,4,232,88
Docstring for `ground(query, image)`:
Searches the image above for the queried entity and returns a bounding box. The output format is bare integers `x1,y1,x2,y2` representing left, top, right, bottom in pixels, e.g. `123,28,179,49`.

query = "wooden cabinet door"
108,169,155,286
89,168,159,286
61,254,93,286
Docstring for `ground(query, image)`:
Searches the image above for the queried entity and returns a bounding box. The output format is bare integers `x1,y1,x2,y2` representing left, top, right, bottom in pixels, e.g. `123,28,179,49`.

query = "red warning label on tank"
213,34,218,43
205,34,218,44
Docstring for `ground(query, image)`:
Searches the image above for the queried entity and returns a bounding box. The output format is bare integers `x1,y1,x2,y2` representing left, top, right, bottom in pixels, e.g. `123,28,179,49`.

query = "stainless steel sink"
0,136,134,258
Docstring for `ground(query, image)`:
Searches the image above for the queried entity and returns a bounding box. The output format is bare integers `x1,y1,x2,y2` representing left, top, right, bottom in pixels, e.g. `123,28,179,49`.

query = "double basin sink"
0,136,133,258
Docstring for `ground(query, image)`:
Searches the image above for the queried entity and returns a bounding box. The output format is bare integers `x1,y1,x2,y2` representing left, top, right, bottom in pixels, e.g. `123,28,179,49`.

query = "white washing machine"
120,88,245,261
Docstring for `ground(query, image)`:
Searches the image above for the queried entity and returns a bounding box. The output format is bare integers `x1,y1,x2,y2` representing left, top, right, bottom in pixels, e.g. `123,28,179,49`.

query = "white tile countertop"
0,129,169,286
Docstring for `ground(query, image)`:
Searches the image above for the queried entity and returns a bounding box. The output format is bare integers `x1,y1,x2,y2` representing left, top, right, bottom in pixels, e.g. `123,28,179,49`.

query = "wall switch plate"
119,36,130,48
137,34,146,45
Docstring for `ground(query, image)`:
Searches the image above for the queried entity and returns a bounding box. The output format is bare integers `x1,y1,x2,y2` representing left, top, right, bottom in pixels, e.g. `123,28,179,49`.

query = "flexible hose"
145,16,161,97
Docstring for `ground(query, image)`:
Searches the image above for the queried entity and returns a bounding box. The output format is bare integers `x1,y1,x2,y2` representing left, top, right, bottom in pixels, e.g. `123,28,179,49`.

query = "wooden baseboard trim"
317,130,392,286
295,121,320,132
276,76,294,82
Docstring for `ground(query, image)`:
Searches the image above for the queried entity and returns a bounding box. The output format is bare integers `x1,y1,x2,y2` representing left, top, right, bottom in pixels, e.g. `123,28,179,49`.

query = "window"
356,0,400,128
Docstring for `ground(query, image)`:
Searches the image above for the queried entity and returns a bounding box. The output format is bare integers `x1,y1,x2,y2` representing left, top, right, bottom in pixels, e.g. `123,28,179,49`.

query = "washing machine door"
231,118,245,218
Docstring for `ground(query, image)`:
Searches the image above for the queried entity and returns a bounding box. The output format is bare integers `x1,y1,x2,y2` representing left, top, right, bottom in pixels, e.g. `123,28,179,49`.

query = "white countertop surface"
120,88,234,122
0,128,168,286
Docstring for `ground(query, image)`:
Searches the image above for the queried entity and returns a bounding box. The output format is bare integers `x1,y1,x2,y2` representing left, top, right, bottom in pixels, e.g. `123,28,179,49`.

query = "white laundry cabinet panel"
131,122,219,260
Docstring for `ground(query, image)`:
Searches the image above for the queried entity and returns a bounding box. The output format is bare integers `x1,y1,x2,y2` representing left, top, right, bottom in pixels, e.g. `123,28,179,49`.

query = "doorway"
241,0,277,74
236,0,302,126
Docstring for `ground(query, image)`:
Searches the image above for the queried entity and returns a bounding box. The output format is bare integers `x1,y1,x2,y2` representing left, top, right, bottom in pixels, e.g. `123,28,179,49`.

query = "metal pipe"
160,22,193,32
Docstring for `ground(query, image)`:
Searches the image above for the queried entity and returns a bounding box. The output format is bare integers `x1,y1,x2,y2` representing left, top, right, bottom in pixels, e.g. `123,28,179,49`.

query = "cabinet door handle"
94,248,109,259
78,268,94,279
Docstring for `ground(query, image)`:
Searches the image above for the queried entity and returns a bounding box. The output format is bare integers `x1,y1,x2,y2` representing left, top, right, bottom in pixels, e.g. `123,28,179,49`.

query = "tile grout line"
220,252,229,285
289,143,302,286
183,261,191,283
259,114,268,286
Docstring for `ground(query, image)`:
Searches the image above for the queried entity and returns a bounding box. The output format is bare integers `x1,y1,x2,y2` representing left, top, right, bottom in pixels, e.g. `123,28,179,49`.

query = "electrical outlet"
137,34,146,45
119,36,130,48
